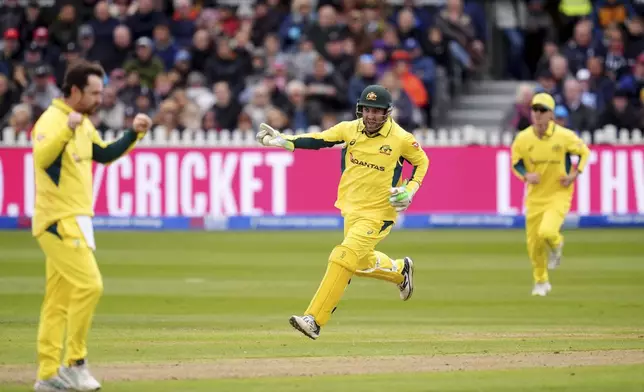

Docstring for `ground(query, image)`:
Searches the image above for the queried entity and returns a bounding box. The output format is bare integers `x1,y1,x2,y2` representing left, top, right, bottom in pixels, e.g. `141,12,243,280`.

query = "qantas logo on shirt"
349,152,385,171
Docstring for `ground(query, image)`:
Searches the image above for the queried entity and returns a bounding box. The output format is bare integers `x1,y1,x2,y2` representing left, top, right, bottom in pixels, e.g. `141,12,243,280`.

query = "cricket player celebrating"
31,60,152,391
256,85,429,339
511,93,590,297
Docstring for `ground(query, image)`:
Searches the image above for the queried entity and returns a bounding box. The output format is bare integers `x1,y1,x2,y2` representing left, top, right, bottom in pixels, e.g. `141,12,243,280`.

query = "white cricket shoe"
399,257,415,301
548,241,564,269
289,315,320,340
58,360,101,391
531,282,552,297
33,375,70,391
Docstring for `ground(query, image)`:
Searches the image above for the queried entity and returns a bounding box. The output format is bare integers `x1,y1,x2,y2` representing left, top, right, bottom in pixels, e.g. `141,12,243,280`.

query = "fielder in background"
256,85,430,340
31,60,152,391
511,92,590,297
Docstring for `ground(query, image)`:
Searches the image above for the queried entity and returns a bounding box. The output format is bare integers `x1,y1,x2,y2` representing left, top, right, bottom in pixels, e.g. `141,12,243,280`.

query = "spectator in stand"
153,23,179,71
49,4,79,48
598,88,642,131
562,20,602,75
171,0,197,48
587,55,616,111
211,81,241,131
279,0,315,51
89,1,119,44
576,68,599,109
592,0,635,34
434,0,485,72
27,65,60,113
554,105,570,128
104,25,133,74
127,0,166,40
0,73,21,121
123,37,165,88
348,54,378,107
6,103,32,137
243,84,277,130
153,98,184,135
98,85,125,131
390,49,429,125
501,83,534,132
284,79,317,131
379,70,415,131
562,78,596,132
617,53,644,107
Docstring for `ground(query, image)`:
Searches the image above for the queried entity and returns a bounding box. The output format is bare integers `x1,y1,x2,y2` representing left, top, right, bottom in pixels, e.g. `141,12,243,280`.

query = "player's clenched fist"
67,112,83,130
132,113,153,133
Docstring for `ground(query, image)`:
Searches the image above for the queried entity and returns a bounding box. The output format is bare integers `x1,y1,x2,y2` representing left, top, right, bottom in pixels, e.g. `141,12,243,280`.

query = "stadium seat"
631,129,643,144
16,131,29,146
206,129,218,146
2,128,15,145
168,129,181,145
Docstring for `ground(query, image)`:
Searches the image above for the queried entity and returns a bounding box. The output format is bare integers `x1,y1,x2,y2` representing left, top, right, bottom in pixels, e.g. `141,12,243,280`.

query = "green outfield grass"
1,229,643,391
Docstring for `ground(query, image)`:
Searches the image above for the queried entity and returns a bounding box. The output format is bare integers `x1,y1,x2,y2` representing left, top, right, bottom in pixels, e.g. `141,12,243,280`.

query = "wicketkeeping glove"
256,123,294,151
389,180,416,212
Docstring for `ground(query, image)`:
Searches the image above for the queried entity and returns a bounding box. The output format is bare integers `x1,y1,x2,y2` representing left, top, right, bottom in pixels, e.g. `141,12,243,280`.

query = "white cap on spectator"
576,68,590,81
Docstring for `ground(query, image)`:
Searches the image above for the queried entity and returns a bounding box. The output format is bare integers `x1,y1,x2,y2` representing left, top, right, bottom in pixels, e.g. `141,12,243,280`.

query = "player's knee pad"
329,245,358,272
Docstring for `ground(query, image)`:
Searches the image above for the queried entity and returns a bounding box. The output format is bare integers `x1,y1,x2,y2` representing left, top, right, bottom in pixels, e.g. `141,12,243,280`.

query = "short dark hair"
62,59,105,97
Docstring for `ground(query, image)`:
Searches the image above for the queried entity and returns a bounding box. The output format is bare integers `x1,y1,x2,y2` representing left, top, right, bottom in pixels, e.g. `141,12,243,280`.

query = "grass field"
0,228,643,391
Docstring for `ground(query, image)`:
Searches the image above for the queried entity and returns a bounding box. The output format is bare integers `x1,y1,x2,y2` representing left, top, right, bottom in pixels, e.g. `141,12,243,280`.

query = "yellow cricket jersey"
511,121,590,206
31,99,143,237
287,118,429,222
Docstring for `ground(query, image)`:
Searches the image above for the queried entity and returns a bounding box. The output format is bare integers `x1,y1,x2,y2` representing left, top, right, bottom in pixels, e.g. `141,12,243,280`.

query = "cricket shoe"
531,282,552,297
33,375,70,391
289,315,320,340
58,359,101,391
399,257,415,301
548,241,564,269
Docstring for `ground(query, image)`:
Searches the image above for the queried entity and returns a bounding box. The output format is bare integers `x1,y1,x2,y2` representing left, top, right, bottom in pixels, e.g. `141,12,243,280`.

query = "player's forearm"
512,160,527,181
289,134,343,150
92,130,139,163
407,156,429,192
575,144,591,173
33,126,74,168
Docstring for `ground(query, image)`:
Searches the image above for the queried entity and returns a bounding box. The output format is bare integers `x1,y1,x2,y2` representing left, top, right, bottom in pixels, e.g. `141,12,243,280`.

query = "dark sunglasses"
531,106,550,113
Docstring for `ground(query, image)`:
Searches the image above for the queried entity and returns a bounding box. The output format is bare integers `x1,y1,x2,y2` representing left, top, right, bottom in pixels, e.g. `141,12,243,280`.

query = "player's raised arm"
91,114,152,164
255,122,345,151
32,112,76,169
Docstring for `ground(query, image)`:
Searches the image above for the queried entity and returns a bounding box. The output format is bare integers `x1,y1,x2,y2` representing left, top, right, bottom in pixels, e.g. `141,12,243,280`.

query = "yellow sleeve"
32,115,74,169
91,128,143,164
510,135,527,182
284,122,347,150
400,133,429,194
564,130,591,173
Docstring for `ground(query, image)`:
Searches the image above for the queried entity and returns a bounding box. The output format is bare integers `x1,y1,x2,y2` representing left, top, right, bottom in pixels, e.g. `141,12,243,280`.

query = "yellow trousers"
525,203,567,283
35,217,103,380
305,214,405,326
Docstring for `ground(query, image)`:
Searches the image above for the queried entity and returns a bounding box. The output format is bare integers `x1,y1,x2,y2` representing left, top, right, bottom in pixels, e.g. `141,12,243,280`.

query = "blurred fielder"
31,60,152,391
256,85,429,339
511,93,590,296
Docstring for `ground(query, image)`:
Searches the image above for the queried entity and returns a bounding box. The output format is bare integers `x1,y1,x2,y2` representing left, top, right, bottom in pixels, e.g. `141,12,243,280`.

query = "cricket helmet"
356,84,393,132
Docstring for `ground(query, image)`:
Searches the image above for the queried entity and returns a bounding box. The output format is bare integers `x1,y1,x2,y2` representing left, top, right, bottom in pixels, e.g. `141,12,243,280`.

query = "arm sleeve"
511,137,526,181
285,122,346,150
32,119,74,169
565,130,591,173
400,133,430,194
91,129,142,164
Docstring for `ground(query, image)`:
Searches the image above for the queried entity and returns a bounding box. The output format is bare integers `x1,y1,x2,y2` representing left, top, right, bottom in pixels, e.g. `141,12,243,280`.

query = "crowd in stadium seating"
501,0,644,135
0,0,642,142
